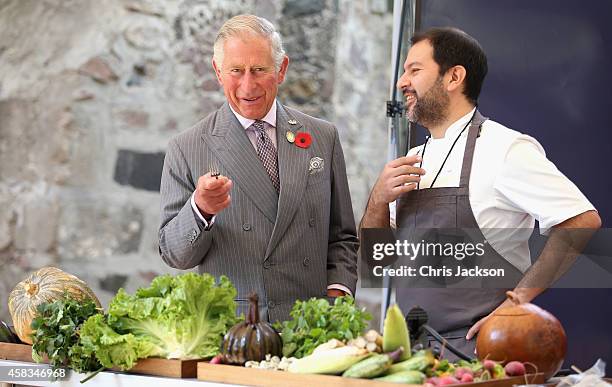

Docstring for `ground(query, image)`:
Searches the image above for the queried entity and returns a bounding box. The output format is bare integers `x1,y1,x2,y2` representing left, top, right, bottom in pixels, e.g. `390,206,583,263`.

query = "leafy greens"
80,273,239,370
274,296,371,358
31,297,101,373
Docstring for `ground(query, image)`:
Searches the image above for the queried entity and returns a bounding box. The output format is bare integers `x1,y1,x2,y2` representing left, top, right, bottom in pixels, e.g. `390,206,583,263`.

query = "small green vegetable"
374,370,426,384
455,358,484,373
388,350,434,374
274,296,371,358
342,348,403,378
382,304,411,361
433,359,456,377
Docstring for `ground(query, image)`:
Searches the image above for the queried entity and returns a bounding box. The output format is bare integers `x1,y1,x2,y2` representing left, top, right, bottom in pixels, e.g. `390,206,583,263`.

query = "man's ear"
212,58,223,85
446,65,467,93
277,56,289,84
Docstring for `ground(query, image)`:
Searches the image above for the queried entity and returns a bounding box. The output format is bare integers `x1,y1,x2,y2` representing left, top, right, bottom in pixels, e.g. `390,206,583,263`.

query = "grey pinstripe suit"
158,102,358,322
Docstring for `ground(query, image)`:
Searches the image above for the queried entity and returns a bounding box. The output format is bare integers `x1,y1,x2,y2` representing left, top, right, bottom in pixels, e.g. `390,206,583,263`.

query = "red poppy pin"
294,131,312,149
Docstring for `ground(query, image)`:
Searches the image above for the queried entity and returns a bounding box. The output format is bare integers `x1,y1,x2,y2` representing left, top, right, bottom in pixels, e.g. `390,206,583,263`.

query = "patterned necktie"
251,120,280,192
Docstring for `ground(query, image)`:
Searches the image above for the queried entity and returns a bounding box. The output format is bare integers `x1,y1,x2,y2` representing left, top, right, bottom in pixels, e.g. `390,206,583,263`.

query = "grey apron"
395,111,519,359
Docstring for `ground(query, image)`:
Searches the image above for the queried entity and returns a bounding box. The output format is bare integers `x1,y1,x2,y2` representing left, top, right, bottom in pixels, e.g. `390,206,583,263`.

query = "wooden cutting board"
0,342,43,363
0,342,200,378
197,362,546,387
125,357,201,378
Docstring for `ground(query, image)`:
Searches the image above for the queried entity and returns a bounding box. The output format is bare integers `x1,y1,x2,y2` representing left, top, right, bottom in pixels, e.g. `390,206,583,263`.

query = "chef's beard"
407,76,450,128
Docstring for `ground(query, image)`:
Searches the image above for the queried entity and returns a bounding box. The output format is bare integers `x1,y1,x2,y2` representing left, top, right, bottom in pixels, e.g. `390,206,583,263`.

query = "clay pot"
476,291,567,379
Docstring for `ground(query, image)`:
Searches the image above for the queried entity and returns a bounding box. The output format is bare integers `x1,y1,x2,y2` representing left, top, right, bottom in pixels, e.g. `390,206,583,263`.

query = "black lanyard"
417,109,478,189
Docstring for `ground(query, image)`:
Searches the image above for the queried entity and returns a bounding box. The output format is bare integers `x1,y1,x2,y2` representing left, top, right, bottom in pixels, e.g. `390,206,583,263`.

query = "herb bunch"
274,296,371,358
31,298,101,373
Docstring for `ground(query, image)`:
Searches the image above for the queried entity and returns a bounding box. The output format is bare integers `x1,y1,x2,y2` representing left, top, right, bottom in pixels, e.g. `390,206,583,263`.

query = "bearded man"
360,27,600,357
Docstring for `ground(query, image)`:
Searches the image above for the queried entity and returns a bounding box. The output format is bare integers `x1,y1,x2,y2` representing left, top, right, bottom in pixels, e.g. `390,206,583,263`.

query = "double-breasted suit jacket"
159,102,358,322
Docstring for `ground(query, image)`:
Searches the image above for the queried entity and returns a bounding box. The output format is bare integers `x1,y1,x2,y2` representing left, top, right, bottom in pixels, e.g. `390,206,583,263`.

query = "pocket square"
309,157,324,174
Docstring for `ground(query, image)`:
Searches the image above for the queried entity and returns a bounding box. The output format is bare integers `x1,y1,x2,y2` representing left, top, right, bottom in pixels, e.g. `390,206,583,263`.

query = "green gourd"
220,293,282,364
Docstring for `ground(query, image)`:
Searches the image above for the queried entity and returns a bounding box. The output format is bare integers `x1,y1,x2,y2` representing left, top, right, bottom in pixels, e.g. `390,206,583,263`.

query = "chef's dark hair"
411,27,488,104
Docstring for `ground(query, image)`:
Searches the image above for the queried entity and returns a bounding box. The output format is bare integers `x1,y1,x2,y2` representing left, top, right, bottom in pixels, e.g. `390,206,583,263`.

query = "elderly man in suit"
158,14,358,322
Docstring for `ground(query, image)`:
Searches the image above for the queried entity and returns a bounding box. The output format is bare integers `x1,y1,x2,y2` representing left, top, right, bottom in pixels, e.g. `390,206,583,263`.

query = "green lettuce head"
80,273,238,370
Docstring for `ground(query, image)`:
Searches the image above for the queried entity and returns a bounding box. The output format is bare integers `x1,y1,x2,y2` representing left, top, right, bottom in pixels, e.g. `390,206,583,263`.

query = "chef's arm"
360,193,392,231
511,209,601,303
467,210,601,340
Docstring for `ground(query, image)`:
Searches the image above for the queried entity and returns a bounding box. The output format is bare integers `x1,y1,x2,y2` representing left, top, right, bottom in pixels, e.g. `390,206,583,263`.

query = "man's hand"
465,299,510,341
326,288,346,298
370,155,425,207
194,173,232,218
360,155,426,229
466,290,533,341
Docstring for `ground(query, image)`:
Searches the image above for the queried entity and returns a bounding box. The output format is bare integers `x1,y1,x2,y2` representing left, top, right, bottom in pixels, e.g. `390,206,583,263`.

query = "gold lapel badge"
286,130,296,143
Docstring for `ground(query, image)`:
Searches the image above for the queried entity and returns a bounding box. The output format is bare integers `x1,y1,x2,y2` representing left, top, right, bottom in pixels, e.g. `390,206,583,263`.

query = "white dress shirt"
390,108,595,272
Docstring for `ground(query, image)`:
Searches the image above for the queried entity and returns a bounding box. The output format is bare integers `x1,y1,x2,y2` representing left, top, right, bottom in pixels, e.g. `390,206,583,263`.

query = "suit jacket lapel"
202,103,278,224
265,103,310,259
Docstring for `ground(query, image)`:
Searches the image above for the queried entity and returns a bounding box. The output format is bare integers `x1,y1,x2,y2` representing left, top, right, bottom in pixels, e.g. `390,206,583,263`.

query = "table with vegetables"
0,266,600,387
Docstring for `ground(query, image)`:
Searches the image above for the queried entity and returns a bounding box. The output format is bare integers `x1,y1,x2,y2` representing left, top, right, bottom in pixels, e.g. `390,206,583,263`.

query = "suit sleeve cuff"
327,284,353,297
191,192,215,230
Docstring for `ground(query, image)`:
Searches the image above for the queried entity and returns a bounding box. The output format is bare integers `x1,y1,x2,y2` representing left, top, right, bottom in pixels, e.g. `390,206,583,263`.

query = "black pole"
383,0,412,325
391,0,409,105
387,0,410,159
406,0,423,155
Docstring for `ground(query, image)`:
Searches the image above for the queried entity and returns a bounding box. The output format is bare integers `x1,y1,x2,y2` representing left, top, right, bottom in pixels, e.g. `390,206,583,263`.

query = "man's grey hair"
213,14,286,71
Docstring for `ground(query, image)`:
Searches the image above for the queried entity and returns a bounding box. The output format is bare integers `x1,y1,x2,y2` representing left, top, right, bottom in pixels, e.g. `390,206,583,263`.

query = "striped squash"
8,267,101,344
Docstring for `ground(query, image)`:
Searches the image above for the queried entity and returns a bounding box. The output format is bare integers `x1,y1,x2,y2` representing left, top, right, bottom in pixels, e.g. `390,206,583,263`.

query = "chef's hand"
370,155,425,205
466,291,528,341
466,314,490,342
194,173,232,219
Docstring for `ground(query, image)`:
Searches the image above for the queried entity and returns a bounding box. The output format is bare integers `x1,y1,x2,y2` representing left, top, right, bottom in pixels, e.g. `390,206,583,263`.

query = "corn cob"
288,346,370,374
312,338,345,354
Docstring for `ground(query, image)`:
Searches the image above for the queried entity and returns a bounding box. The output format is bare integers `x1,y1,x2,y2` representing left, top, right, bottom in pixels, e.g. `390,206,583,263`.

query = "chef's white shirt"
390,108,595,272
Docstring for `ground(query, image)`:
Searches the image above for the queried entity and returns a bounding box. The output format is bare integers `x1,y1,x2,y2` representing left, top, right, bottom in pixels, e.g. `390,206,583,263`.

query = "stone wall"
0,0,393,324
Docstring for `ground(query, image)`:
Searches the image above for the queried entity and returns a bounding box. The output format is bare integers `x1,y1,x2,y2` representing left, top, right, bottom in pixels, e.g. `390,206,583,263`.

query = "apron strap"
459,110,488,187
